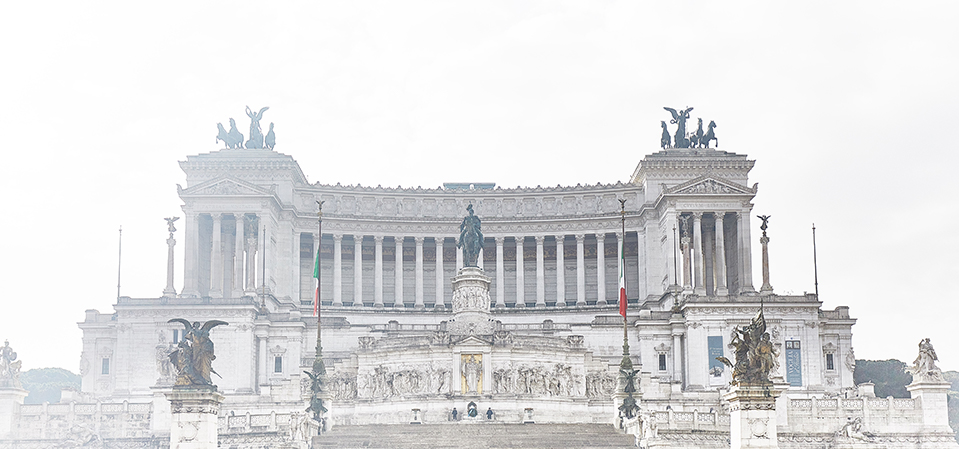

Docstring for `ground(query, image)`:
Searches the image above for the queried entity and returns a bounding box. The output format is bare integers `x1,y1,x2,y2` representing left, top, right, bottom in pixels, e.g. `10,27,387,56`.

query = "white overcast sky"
1,1,957,372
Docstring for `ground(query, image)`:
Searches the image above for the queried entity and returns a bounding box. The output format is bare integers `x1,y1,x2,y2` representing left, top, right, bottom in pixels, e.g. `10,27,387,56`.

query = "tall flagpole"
812,223,819,298
617,198,638,420
307,200,327,433
117,226,122,300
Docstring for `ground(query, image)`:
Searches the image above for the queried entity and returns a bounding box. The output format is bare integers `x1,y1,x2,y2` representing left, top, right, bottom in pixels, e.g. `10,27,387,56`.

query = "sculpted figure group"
661,106,718,149
716,305,778,385
0,341,22,388
167,319,228,387
216,106,276,150
909,338,944,382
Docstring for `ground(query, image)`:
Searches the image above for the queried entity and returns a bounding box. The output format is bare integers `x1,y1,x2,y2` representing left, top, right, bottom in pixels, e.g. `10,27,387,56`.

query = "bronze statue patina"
716,305,778,385
244,106,270,149
167,319,229,387
458,204,484,268
664,107,693,148
264,122,276,150
701,120,718,148
660,121,672,149
216,118,245,149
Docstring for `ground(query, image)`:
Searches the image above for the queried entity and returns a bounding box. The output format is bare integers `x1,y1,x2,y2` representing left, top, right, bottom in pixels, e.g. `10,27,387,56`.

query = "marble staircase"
312,423,636,448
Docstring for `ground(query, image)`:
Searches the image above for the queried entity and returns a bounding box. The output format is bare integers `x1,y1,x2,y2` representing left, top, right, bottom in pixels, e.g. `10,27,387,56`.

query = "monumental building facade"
0,137,951,448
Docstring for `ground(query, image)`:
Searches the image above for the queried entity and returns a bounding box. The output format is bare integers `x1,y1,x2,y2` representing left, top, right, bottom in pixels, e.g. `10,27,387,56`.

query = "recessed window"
658,354,667,371
274,356,283,373
826,353,835,371
101,358,110,375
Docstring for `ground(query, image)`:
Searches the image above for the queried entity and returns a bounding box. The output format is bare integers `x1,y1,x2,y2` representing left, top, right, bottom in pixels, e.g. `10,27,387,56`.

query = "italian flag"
619,238,627,318
313,247,321,316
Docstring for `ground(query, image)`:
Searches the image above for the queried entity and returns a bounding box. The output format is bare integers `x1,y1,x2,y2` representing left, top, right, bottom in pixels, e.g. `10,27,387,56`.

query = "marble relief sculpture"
462,355,482,393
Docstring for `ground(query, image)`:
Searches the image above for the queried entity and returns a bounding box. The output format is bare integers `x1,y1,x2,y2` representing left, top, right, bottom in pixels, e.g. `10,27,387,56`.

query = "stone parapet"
166,386,225,449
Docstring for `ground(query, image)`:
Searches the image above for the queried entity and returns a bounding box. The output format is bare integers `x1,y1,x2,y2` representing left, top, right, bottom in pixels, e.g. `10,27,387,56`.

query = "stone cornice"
630,148,755,184
307,181,641,195
179,149,309,186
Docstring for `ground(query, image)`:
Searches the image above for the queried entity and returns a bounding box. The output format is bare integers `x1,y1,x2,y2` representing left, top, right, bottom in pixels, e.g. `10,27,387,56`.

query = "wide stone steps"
312,423,636,448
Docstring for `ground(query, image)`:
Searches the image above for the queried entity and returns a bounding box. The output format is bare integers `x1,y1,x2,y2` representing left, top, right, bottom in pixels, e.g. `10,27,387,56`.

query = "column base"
165,386,225,449
515,302,526,308
716,287,729,296
163,288,177,298
555,301,566,308
433,304,446,310
760,284,774,294
597,299,607,306
723,383,787,449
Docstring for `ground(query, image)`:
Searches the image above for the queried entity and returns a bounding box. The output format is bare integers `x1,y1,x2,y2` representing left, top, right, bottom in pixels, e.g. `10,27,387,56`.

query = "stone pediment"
451,334,493,347
178,176,274,197
664,175,756,196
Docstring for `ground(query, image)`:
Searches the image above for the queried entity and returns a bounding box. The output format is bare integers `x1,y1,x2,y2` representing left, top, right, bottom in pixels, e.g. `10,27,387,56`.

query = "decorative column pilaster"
373,236,384,307
759,216,773,293
394,237,404,308
163,218,178,297
535,236,546,307
679,215,692,292
738,211,756,293
432,237,443,309
209,214,223,298
575,234,586,306
714,213,728,296
515,237,526,307
332,234,343,306
415,237,425,308
692,213,706,295
495,237,505,307
233,213,245,298
352,235,364,307
596,233,607,305
182,212,200,297
244,217,258,295
555,235,566,307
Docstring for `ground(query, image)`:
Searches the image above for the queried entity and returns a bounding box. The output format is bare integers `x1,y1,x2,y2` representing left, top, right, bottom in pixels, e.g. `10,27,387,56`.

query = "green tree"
853,359,912,398
20,368,80,405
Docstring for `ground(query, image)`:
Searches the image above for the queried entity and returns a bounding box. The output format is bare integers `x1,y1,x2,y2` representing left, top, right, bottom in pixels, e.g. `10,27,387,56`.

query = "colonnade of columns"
310,233,644,308
182,212,260,298
677,211,754,296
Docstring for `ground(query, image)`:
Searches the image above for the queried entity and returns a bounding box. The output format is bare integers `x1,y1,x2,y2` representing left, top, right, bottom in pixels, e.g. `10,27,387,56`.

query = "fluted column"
209,214,223,298
433,237,444,309
332,234,343,306
374,235,384,307
692,213,706,295
555,235,566,307
478,245,484,270
244,216,258,294
163,221,177,298
352,235,363,307
182,212,200,297
415,237,425,308
714,213,728,296
738,211,756,293
495,237,505,307
515,237,526,307
535,236,546,307
394,237,404,307
456,246,463,271
576,234,586,306
233,213,245,298
637,229,647,301
596,233,607,305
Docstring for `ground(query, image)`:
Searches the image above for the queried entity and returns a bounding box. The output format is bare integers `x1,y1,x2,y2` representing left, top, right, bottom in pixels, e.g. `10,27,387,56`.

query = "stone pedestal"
165,386,225,449
907,379,954,432
723,383,786,449
448,267,494,336
0,388,28,438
